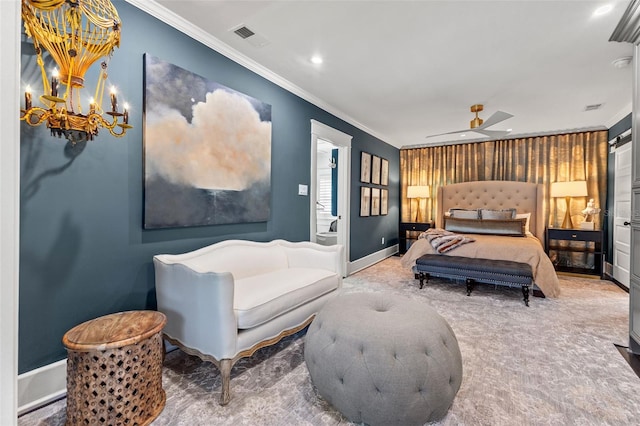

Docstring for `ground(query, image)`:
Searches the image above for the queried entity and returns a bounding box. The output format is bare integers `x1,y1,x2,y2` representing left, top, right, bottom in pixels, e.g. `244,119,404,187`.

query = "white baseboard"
18,358,67,416
347,244,398,275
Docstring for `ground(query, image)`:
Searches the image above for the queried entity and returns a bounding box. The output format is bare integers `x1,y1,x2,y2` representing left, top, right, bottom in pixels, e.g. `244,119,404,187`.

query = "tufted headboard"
436,181,545,242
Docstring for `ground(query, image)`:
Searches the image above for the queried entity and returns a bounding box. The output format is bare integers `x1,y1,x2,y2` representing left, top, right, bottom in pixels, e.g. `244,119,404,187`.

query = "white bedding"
401,232,561,298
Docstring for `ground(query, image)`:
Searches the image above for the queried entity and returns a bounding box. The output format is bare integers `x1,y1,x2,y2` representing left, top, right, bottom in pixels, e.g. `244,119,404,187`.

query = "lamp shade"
550,181,588,198
407,185,430,199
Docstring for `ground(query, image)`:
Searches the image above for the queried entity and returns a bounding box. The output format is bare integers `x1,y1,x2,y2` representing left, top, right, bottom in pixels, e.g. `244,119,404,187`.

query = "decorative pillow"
449,208,479,219
444,217,527,236
515,212,531,235
480,208,516,220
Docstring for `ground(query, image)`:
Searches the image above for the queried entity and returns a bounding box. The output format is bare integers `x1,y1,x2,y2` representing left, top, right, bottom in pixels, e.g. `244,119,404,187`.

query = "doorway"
613,138,632,288
310,120,352,276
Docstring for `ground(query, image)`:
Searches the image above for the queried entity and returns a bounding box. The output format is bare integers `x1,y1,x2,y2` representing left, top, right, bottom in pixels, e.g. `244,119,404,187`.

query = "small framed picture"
360,187,371,216
371,188,381,216
360,152,372,183
371,155,381,185
381,158,389,186
381,189,388,215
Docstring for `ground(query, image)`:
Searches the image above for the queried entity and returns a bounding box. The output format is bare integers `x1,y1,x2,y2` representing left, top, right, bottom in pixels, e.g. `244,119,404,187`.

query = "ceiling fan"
425,104,514,139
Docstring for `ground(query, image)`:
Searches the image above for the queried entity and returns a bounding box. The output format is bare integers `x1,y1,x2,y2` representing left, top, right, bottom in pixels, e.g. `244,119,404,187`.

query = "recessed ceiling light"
460,134,466,137
311,55,323,65
507,128,512,132
593,4,613,16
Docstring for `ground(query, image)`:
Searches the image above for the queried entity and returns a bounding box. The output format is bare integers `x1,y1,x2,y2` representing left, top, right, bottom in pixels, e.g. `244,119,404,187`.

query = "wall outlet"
381,237,385,244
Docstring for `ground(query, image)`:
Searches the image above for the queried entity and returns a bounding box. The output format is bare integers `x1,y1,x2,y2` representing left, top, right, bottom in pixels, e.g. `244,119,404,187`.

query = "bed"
401,180,561,298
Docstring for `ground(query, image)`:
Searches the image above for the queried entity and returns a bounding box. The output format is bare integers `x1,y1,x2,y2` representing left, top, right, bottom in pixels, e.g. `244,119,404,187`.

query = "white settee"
153,239,344,405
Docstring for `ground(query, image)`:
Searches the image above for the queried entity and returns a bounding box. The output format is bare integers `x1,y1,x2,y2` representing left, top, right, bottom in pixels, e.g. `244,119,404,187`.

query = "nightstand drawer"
546,229,602,242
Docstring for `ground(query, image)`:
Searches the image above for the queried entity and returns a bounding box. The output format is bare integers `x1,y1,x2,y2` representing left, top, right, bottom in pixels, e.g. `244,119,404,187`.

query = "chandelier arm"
20,107,50,126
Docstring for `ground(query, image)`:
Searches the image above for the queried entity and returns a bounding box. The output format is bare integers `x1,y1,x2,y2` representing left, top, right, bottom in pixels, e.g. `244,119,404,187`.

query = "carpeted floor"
19,256,640,425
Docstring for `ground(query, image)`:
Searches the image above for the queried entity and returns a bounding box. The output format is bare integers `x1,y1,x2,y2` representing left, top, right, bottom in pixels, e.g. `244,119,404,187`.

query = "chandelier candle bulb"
123,104,129,124
110,88,118,113
51,71,59,98
89,99,96,115
25,88,32,110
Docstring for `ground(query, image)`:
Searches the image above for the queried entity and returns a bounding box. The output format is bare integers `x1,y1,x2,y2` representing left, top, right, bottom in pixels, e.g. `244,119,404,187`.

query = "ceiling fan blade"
473,128,512,139
425,129,469,138
477,111,513,129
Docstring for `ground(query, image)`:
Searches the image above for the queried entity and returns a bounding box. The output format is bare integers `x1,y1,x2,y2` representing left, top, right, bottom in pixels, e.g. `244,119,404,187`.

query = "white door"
614,142,632,288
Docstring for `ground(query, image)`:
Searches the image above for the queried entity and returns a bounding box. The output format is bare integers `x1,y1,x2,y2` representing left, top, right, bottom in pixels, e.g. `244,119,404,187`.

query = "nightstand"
399,222,433,254
545,228,603,277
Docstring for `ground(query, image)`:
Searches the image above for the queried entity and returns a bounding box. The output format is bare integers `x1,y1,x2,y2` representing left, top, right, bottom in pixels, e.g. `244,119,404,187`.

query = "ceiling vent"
230,25,270,48
584,103,603,111
233,26,255,39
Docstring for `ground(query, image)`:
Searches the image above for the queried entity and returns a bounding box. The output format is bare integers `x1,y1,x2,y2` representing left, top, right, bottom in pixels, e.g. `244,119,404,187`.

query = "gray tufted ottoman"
304,292,462,426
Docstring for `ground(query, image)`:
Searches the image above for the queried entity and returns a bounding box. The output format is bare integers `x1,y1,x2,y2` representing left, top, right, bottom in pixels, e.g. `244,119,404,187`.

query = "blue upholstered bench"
414,254,535,306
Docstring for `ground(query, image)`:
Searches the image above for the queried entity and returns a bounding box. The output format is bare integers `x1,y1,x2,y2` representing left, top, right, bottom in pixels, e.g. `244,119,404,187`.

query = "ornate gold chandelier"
20,0,131,143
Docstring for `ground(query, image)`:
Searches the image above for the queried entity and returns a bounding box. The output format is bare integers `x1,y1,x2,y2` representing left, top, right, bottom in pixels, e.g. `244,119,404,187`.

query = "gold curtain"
400,131,608,229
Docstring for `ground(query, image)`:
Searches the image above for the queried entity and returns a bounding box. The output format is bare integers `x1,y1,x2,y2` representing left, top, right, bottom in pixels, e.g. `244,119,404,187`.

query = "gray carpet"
19,256,640,425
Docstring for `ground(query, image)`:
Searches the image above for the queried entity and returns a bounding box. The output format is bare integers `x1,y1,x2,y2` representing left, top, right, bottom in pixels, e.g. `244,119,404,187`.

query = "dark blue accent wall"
605,113,632,264
18,1,399,373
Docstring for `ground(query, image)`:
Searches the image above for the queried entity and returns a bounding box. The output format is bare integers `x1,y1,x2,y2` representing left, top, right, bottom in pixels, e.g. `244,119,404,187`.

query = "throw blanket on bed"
418,228,475,253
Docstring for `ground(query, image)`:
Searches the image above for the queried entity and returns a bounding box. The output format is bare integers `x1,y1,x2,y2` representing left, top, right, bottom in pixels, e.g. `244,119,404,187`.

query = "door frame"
310,120,352,276
1,0,21,422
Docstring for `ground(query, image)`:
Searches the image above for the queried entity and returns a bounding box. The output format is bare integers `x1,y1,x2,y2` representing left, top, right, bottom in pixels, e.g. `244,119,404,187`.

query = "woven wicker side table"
62,310,167,426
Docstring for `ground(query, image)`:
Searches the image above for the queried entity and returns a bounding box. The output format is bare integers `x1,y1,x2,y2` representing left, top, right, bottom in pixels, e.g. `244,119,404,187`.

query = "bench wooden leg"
466,278,475,296
522,285,530,307
418,272,430,289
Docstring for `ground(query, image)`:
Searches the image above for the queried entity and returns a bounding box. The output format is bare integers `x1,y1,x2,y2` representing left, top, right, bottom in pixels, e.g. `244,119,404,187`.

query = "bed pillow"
515,212,531,235
444,217,527,236
479,208,516,220
449,208,479,219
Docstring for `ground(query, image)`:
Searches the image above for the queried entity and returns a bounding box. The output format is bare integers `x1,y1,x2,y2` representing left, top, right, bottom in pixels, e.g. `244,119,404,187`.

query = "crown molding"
124,0,395,147
606,102,632,128
610,0,640,44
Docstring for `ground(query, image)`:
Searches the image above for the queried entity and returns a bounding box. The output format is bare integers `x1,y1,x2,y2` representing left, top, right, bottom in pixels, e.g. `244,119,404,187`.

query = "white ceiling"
151,0,633,148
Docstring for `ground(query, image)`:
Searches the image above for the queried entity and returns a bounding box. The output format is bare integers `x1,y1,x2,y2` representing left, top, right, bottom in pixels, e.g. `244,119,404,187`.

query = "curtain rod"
401,126,607,150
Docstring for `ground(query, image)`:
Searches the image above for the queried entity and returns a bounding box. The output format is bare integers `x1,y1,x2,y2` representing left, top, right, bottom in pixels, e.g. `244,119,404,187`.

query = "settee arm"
153,258,238,361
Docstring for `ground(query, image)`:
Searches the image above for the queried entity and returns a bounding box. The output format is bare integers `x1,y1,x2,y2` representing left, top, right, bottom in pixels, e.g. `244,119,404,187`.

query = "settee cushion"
234,268,340,329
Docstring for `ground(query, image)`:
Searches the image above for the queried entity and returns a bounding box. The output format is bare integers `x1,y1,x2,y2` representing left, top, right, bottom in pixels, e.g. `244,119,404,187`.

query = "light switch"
298,184,308,196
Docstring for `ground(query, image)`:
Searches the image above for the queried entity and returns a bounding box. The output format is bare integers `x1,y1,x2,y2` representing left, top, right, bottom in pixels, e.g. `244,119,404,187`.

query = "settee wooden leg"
219,359,232,405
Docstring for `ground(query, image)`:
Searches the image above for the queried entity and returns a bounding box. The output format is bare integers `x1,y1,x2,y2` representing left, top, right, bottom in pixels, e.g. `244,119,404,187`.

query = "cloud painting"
143,54,272,228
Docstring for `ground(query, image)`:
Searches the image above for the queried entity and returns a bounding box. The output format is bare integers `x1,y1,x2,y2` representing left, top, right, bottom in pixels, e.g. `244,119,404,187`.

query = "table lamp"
550,181,588,229
407,185,430,222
